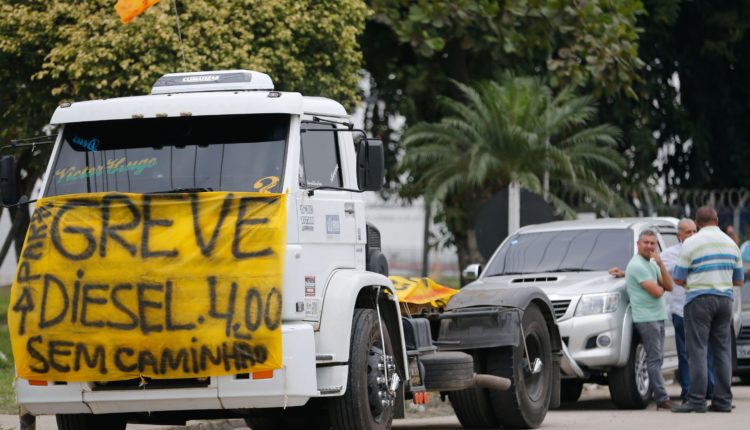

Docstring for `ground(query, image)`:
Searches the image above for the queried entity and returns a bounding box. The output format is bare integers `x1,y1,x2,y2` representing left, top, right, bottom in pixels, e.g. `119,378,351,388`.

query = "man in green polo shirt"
626,229,675,410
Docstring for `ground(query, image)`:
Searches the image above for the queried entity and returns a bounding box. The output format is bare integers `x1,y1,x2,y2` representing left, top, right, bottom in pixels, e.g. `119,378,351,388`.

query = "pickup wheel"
608,336,651,409
330,308,395,430
449,351,498,429
56,413,127,430
486,303,553,429
560,379,584,402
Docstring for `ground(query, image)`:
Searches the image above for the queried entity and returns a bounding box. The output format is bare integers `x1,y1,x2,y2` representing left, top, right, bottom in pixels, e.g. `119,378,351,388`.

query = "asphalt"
1,381,748,430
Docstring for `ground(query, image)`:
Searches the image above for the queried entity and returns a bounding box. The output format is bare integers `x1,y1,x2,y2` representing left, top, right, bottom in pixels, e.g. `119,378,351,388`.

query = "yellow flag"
389,276,458,307
9,192,286,382
115,0,162,24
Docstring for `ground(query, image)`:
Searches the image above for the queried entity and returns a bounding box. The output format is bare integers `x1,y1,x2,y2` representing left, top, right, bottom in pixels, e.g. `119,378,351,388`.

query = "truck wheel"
330,308,395,430
56,413,127,430
449,351,498,429
560,379,584,402
608,336,651,409
486,303,553,429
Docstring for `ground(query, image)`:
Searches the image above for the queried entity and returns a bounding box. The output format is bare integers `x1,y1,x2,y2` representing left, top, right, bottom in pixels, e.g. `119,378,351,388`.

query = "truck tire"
608,336,651,409
560,379,584,403
56,413,127,430
449,350,498,429
485,303,553,429
421,351,474,390
330,308,395,430
450,386,498,429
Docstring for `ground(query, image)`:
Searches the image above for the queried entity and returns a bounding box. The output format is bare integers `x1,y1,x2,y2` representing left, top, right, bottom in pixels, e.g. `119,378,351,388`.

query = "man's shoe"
671,403,707,413
657,400,678,411
708,404,732,412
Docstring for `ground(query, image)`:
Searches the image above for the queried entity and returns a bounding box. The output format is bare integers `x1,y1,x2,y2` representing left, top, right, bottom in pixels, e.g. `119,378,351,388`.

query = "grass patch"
435,276,460,290
0,286,16,413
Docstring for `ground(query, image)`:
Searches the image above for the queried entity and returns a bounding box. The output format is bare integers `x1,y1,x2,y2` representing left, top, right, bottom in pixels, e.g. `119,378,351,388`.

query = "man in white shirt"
661,218,700,402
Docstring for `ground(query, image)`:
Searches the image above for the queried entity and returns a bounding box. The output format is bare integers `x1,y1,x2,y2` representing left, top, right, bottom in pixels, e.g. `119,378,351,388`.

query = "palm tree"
401,75,630,274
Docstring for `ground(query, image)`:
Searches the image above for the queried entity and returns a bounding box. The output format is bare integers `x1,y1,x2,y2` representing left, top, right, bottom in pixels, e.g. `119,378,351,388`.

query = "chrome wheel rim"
634,343,650,398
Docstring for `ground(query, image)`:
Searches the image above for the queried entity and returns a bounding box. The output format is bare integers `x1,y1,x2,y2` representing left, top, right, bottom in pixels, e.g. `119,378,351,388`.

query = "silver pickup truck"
464,217,743,409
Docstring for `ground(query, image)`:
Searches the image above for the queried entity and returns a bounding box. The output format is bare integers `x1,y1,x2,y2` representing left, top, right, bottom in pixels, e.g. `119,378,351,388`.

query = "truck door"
297,122,358,321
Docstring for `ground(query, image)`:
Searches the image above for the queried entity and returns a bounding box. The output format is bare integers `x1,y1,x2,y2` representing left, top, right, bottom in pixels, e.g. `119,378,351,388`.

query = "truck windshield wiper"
148,187,214,194
552,268,594,272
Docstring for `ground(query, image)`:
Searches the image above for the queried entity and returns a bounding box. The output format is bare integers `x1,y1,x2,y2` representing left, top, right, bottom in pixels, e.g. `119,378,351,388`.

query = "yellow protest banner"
9,192,286,382
389,276,458,307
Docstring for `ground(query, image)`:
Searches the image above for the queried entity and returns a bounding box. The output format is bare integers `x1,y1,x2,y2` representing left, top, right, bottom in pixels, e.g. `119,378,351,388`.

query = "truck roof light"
151,70,275,95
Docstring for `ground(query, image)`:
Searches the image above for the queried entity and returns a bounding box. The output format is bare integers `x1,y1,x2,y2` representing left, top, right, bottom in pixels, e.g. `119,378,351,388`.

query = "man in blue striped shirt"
671,206,743,413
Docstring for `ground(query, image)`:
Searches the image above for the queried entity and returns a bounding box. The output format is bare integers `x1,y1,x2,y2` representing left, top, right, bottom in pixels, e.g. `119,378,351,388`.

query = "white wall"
364,193,458,278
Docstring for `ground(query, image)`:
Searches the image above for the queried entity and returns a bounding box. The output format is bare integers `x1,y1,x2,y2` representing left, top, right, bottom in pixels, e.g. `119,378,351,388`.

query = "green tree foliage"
362,0,644,194
401,76,627,267
362,0,645,263
0,0,368,145
605,0,750,207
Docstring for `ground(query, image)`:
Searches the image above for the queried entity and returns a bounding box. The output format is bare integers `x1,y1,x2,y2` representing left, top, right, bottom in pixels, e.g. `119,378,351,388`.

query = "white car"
465,218,681,409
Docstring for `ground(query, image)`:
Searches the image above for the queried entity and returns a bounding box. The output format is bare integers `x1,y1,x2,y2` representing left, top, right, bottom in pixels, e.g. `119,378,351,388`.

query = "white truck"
0,70,561,430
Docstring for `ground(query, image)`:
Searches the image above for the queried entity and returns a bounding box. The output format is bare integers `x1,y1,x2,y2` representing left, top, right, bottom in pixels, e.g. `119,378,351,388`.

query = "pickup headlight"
575,293,620,316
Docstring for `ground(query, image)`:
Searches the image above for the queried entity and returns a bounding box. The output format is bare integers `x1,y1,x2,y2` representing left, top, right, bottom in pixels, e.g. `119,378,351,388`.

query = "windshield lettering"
54,157,157,184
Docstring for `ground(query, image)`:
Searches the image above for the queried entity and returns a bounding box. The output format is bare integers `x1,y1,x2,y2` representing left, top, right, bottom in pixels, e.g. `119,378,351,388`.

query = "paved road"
1,382,748,429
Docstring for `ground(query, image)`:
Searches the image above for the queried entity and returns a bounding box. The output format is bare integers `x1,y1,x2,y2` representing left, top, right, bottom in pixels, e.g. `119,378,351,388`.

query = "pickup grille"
551,300,571,320
739,325,750,341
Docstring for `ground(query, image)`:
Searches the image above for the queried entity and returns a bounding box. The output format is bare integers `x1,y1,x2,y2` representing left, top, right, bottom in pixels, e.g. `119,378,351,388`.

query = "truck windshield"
484,229,633,277
45,114,289,196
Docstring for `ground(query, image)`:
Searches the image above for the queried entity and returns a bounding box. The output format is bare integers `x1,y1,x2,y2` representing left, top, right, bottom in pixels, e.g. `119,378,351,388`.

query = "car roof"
517,217,678,234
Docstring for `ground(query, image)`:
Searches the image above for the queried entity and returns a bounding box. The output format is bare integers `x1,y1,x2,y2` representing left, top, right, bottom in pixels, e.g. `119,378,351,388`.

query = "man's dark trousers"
684,295,732,409
673,313,715,400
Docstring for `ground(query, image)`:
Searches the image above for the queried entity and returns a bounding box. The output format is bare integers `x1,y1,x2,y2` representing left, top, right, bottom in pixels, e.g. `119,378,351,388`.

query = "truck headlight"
575,293,619,316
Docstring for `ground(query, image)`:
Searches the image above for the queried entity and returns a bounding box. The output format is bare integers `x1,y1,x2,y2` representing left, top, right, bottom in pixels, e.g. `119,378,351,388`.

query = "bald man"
671,206,743,413
661,218,702,402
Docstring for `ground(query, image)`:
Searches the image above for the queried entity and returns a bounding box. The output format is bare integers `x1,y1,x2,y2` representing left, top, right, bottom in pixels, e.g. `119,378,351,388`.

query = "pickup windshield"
485,229,633,277
45,114,289,196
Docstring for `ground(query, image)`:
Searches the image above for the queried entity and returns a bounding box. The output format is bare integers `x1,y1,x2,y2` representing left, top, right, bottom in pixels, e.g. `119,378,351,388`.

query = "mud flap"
19,406,35,430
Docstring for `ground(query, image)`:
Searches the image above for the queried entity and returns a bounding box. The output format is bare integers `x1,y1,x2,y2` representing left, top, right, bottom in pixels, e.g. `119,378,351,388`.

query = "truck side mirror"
0,155,18,206
357,139,384,192
462,264,482,283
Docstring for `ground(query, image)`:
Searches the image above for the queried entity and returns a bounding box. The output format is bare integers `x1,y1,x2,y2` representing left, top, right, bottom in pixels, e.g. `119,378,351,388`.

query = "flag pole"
171,0,187,71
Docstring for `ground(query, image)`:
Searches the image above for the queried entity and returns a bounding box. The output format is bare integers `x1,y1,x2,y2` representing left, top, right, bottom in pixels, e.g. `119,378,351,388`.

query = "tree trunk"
442,190,485,286
455,229,484,287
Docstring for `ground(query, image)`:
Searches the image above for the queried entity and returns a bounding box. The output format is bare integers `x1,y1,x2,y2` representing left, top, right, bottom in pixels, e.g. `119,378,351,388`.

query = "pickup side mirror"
357,139,384,192
462,264,482,283
0,155,18,206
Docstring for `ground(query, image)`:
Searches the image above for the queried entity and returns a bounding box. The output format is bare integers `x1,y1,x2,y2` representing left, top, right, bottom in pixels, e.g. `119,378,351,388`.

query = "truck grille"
366,223,381,250
551,300,571,320
92,377,209,391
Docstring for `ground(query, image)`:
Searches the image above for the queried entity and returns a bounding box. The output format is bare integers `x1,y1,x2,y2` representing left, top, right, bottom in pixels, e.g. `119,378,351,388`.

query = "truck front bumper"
17,323,319,416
